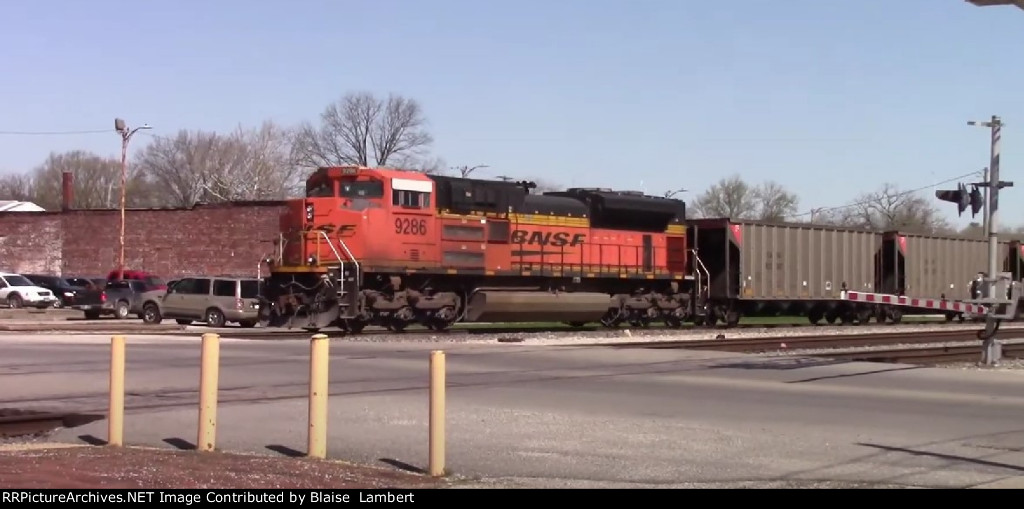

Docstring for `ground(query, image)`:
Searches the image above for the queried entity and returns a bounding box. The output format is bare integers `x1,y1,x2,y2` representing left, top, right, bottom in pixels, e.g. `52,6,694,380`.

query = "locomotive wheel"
601,308,624,328
343,319,367,333
663,315,683,328
430,305,459,332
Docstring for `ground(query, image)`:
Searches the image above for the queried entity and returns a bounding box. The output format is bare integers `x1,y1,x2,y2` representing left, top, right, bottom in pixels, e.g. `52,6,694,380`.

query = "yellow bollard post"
428,350,446,477
197,332,220,452
108,335,125,447
308,333,329,459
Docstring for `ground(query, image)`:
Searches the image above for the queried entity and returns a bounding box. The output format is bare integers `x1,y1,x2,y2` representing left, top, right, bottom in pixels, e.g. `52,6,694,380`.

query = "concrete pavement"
3,333,1024,488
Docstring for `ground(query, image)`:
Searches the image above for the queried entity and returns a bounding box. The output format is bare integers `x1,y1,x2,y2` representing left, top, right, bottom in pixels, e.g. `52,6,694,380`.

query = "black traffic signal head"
969,185,983,217
935,183,970,216
935,182,984,217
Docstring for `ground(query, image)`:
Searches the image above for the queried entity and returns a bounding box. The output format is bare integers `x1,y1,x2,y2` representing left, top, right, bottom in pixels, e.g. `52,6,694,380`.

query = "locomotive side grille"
409,249,420,261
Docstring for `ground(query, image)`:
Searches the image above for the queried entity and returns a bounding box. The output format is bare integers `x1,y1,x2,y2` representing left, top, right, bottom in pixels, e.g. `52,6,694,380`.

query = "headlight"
64,292,74,297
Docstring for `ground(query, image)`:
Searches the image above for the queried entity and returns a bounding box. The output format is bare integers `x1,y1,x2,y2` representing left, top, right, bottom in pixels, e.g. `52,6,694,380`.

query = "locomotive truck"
256,166,707,332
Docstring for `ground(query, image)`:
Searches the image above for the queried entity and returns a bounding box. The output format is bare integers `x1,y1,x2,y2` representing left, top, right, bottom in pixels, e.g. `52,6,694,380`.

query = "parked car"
0,272,59,309
22,274,87,308
107,269,166,290
66,276,108,289
142,275,261,327
72,279,165,319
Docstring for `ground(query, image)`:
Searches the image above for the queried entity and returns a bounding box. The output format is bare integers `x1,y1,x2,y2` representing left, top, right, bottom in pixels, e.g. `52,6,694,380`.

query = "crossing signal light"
935,182,984,217
969,185,983,216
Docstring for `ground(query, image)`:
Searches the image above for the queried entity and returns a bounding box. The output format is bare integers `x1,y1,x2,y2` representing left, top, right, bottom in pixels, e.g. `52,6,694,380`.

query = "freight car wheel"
725,311,741,327
825,311,838,325
888,308,903,324
856,308,873,324
808,309,824,325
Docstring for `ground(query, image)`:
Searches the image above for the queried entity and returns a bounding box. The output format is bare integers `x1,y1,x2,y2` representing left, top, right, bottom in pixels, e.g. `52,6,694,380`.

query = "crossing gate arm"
841,291,989,316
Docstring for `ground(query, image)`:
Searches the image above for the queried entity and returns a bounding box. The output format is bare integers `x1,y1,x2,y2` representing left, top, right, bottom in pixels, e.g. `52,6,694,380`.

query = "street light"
114,118,151,281
453,164,489,178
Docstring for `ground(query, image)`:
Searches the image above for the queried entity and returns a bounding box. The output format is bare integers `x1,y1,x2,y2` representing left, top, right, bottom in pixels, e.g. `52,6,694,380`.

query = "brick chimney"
61,171,73,211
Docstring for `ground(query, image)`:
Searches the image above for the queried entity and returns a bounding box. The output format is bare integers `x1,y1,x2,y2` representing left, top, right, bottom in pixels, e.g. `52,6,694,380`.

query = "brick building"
0,172,289,280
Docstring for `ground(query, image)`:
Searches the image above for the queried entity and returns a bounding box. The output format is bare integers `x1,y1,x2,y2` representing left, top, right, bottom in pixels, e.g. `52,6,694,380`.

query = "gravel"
453,322,1024,346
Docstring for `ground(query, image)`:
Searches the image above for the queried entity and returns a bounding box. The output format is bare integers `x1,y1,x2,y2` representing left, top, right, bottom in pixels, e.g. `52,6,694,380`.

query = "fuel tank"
465,291,611,323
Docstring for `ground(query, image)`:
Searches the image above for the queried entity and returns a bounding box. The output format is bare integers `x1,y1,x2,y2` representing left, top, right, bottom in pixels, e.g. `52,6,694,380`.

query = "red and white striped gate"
841,291,988,316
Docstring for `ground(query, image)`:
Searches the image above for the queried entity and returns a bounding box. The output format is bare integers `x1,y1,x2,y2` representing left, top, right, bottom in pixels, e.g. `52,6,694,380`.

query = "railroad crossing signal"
935,183,984,217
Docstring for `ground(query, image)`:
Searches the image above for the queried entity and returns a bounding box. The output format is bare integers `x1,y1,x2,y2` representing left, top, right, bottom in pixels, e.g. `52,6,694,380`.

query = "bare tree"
13,151,149,210
292,91,435,169
690,175,799,220
0,172,35,202
817,183,952,234
136,121,302,207
388,153,447,174
202,121,305,202
135,129,224,208
755,181,799,221
960,222,985,238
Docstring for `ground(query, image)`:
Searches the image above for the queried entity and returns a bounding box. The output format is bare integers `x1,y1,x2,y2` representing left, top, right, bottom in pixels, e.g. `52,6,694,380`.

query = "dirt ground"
0,443,448,489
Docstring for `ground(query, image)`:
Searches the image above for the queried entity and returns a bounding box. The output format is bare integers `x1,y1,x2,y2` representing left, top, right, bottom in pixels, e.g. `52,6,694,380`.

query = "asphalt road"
3,332,1024,489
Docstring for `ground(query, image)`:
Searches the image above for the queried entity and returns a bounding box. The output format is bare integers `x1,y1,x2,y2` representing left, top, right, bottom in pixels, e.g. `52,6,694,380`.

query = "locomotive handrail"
317,230,346,266
690,249,710,301
317,230,361,285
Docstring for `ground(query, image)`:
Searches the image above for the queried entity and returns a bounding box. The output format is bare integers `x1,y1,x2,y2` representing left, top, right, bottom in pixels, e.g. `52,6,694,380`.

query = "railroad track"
809,342,1024,365
584,329,1024,353
0,318,1002,338
0,409,101,438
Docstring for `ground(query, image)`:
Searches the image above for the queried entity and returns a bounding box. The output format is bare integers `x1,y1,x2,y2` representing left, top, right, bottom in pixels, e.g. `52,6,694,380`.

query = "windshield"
3,275,35,287
340,180,384,198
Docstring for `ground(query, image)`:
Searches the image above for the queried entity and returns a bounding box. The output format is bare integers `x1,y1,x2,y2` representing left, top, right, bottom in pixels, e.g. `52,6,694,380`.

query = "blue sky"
1,0,1021,228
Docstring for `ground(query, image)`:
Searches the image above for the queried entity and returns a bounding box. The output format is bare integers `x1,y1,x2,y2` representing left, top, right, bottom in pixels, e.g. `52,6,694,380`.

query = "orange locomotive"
259,166,706,332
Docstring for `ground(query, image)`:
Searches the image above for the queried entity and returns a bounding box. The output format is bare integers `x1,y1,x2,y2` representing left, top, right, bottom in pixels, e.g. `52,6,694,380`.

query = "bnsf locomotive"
257,166,710,332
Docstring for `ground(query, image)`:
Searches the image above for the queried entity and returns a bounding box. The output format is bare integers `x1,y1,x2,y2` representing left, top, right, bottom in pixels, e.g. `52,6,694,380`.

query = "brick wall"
0,201,288,280
0,213,62,275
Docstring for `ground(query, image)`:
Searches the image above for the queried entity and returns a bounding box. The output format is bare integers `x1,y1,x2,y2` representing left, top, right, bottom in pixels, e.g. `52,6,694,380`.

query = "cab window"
307,182,333,197
392,190,430,208
340,180,384,198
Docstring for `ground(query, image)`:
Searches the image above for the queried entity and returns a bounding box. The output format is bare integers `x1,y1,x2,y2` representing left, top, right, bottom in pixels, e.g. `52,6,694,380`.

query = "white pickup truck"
0,272,59,309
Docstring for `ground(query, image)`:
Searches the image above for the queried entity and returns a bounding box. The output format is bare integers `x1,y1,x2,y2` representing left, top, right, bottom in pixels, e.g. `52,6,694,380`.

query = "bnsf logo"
510,230,585,247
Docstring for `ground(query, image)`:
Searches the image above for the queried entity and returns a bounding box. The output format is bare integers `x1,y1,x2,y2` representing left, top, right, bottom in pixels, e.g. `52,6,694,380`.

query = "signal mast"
935,115,1020,366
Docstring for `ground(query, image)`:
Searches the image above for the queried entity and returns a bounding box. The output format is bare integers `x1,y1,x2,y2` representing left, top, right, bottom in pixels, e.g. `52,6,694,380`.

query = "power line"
789,169,986,220
0,129,110,135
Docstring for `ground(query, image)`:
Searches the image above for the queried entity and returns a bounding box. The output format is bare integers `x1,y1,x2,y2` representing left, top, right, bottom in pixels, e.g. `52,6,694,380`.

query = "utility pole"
113,118,151,281
982,166,990,237
968,115,1015,365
